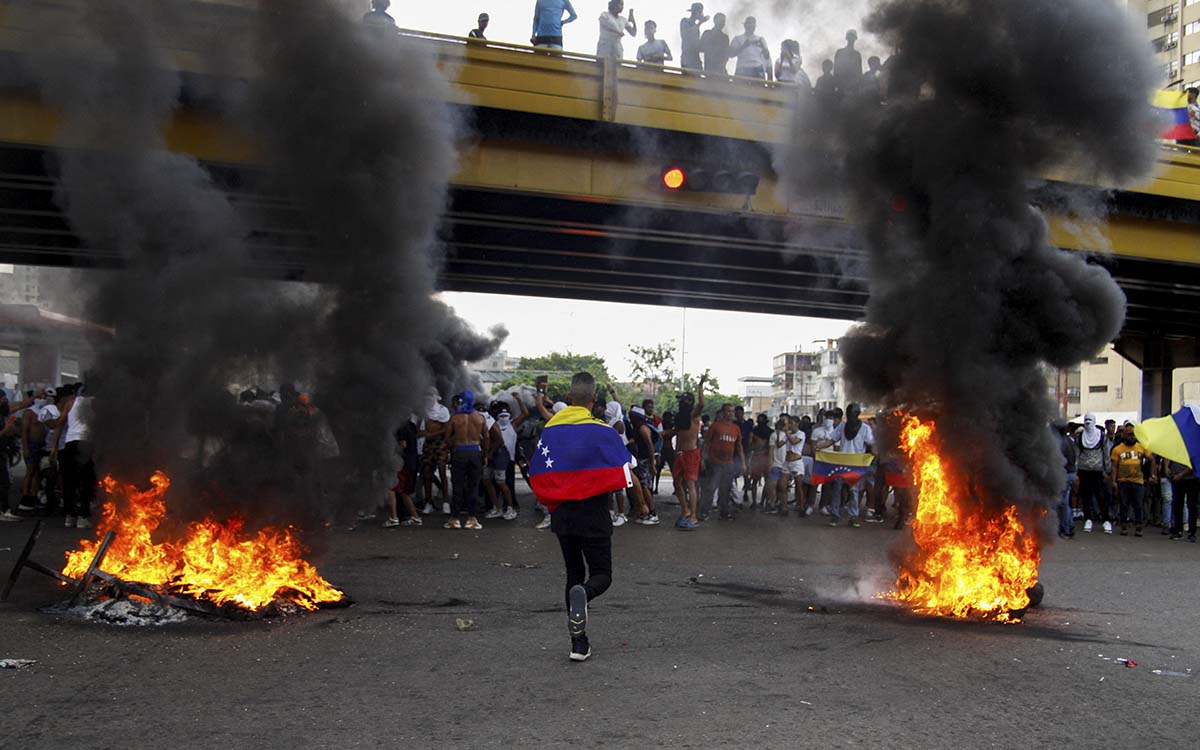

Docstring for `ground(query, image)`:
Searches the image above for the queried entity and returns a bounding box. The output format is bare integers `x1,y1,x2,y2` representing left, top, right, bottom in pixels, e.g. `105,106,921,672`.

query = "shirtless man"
671,373,706,529
419,388,451,514
445,390,490,530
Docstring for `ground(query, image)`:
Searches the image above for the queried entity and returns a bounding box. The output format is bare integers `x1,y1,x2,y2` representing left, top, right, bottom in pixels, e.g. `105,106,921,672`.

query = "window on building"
1187,20,1200,35
1185,49,1200,65
1089,356,1109,365
1088,385,1109,394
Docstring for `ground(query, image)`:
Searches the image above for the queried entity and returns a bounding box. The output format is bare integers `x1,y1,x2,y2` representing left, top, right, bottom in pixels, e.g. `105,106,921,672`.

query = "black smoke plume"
782,0,1157,505
26,0,504,523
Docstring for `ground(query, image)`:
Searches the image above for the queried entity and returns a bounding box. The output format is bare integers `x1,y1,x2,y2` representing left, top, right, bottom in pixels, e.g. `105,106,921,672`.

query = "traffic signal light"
659,163,760,195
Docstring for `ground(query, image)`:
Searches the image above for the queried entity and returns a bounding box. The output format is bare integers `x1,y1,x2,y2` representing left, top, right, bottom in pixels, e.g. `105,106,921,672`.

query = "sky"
396,0,883,73
439,291,854,391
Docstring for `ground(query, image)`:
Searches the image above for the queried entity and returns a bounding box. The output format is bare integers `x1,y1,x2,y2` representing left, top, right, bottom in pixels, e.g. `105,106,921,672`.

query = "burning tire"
1025,582,1044,609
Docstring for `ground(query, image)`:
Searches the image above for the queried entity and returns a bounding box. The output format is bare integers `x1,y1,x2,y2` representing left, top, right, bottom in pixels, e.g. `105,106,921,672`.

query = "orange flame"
63,472,344,612
887,415,1040,623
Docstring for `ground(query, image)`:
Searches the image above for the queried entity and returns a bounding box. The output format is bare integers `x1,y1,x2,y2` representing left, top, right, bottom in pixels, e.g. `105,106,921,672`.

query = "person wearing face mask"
16,388,53,516
1110,424,1152,537
811,408,840,515
1075,413,1114,534
485,393,530,522
826,403,874,527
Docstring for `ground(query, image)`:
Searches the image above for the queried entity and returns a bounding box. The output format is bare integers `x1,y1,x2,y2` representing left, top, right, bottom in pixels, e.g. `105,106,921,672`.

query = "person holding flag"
814,402,875,527
529,372,633,662
1134,405,1200,542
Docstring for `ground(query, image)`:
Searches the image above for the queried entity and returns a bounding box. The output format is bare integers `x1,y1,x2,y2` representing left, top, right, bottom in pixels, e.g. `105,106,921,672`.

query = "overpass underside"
2,138,1197,345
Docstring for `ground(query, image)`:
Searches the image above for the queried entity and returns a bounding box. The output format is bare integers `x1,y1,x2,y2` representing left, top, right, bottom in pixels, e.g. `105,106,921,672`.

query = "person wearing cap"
445,390,490,530
468,12,489,39
679,2,707,70
531,0,578,50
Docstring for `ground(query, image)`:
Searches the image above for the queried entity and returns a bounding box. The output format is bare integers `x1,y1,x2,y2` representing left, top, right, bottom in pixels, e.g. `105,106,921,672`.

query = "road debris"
455,618,476,632
0,659,36,670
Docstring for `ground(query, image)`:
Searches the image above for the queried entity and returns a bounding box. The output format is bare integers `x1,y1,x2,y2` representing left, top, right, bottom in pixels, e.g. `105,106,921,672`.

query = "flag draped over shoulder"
1154,89,1194,140
1134,406,1200,469
812,449,874,486
530,405,632,512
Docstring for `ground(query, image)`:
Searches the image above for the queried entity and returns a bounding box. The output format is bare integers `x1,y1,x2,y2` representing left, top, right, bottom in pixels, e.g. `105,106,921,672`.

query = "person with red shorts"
386,418,422,527
671,373,706,529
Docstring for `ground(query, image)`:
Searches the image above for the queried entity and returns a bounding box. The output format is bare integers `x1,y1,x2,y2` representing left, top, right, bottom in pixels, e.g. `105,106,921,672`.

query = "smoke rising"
27,0,505,523
781,0,1157,505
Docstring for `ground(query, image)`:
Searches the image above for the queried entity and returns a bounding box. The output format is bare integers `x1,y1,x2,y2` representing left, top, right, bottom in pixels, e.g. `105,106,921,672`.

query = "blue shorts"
768,466,783,483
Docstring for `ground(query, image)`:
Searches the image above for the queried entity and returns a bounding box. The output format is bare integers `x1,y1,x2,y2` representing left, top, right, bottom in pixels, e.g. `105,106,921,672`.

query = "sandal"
464,518,483,531
444,518,462,530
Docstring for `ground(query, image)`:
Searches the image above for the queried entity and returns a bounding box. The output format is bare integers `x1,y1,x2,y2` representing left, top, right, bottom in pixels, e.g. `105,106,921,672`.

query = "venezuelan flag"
1154,89,1195,141
1134,406,1200,469
530,405,632,511
882,460,914,489
812,449,875,486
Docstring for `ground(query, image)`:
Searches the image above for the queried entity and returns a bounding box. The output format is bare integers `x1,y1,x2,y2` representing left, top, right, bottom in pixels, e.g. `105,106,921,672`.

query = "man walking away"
532,0,578,49
530,372,633,661
679,3,706,71
1110,424,1150,536
445,391,489,530
699,13,729,75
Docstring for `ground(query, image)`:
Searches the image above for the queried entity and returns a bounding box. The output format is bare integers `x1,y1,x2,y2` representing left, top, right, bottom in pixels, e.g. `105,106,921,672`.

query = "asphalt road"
1,485,1197,750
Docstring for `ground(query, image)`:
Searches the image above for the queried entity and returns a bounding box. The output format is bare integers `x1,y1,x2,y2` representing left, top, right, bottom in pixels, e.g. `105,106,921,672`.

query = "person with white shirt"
597,0,637,60
826,403,874,527
51,384,95,529
729,16,771,81
764,415,790,514
785,415,807,516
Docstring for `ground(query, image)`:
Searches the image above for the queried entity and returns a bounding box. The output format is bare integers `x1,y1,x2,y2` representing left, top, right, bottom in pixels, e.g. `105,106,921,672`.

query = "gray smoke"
782,0,1157,505
27,0,505,523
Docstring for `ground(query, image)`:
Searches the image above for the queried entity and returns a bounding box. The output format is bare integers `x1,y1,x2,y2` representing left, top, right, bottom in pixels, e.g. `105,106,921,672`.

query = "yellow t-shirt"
1110,442,1148,485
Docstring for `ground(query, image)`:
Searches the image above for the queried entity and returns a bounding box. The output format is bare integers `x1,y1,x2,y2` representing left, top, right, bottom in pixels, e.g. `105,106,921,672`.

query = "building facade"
1141,1,1200,89
771,350,819,415
738,376,774,416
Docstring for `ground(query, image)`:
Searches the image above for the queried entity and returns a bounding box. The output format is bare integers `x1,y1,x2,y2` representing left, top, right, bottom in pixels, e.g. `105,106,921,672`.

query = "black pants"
1171,478,1199,537
1079,470,1110,523
1117,482,1144,525
60,440,96,518
556,533,612,608
450,450,482,517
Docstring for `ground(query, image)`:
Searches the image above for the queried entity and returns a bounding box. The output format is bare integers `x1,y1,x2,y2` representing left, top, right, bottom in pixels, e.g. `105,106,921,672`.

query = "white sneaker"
442,502,451,515
1103,521,1113,534
613,513,627,527
820,506,831,516
0,510,20,522
64,515,76,528
536,515,552,530
484,509,503,519
384,517,400,528
502,508,518,521
75,517,92,529
1084,519,1093,532
420,503,435,515
804,506,814,516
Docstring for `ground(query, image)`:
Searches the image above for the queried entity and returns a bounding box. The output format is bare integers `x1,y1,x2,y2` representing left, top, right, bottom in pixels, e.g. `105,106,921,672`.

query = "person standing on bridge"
699,13,730,75
529,372,633,662
833,29,863,98
679,2,707,71
597,0,637,60
361,0,396,35
729,17,771,81
531,0,578,50
468,12,489,40
636,20,672,65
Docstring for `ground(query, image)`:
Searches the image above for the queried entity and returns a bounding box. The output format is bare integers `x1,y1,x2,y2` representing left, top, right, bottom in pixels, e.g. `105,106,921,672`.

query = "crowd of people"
361,0,888,97
0,385,95,527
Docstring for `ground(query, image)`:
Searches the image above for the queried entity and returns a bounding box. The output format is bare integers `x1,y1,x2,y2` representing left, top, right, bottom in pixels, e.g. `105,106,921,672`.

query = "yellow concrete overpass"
1,0,1199,394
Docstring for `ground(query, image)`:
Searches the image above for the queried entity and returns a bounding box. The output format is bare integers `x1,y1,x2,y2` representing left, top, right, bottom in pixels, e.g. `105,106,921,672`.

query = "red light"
663,167,686,190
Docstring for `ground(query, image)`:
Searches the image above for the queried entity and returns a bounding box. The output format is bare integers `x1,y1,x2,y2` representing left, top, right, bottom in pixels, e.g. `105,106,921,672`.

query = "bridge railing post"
601,57,618,122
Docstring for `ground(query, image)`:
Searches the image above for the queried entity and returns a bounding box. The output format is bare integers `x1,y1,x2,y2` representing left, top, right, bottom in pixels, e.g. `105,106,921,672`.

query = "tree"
518,352,612,382
652,370,741,420
627,341,677,399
